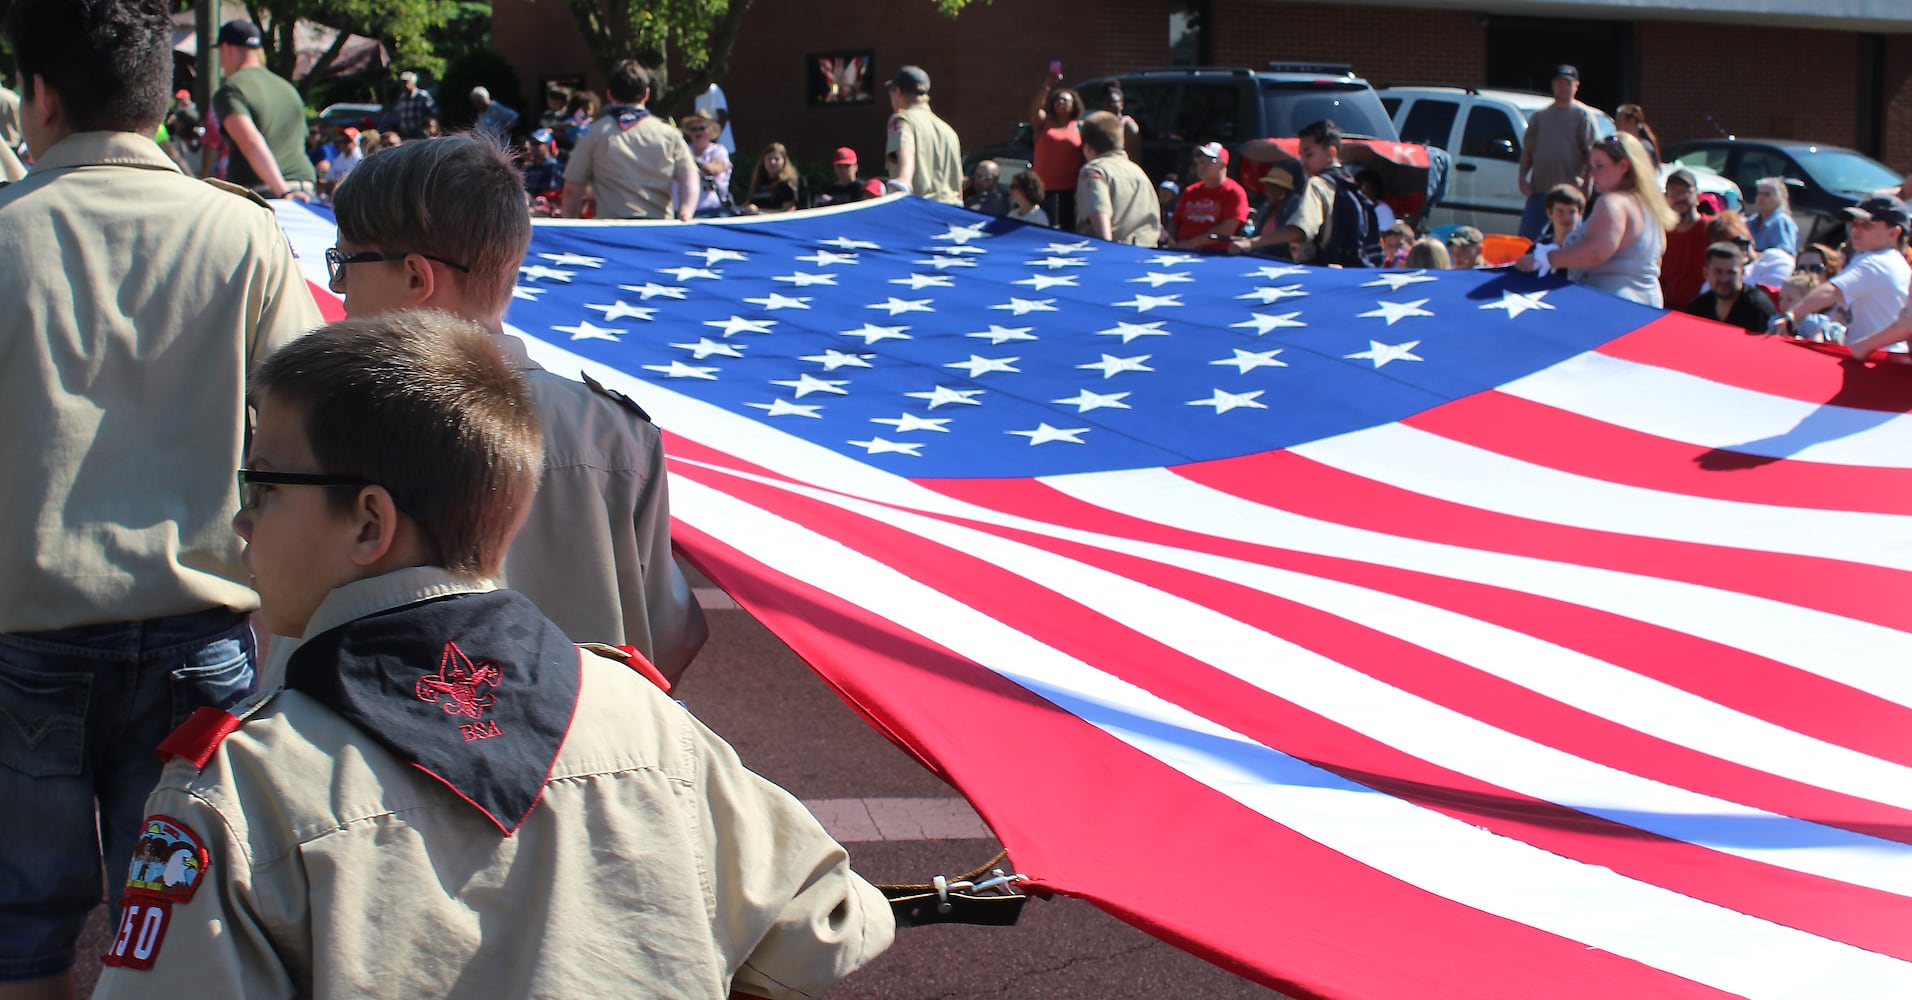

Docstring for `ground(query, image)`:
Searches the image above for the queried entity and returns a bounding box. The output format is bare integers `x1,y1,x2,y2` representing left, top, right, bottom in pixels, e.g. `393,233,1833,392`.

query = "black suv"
970,64,1403,185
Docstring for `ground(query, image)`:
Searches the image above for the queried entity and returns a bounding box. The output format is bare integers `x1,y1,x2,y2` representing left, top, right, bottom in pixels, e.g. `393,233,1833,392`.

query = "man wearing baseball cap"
385,69,438,140
1516,64,1598,241
212,18,314,199
884,64,962,204
1771,195,1912,358
817,146,869,206
1168,141,1249,252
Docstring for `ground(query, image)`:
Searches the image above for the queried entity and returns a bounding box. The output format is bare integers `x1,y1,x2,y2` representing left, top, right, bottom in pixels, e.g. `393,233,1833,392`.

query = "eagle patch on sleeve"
101,815,209,970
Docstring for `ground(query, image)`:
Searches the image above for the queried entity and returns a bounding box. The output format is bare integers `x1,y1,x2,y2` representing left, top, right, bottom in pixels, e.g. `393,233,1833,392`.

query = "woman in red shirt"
1028,77,1085,228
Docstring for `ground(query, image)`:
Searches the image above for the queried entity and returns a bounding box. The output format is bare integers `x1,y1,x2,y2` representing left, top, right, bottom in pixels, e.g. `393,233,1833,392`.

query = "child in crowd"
1382,220,1414,268
1542,183,1586,248
1774,272,1846,343
91,311,894,997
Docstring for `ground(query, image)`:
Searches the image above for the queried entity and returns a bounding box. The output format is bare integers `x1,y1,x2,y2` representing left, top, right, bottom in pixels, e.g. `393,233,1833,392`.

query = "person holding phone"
1028,66,1085,227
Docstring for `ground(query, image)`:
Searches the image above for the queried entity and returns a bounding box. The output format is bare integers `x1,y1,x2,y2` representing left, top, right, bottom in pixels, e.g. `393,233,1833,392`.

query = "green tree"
240,0,462,86
556,0,981,117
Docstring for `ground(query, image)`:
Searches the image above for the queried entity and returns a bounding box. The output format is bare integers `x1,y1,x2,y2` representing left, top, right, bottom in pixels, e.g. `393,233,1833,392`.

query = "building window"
1170,1,1209,67
808,51,874,106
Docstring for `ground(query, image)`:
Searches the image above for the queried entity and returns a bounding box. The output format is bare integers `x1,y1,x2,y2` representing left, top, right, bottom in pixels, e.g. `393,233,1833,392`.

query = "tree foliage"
244,0,461,85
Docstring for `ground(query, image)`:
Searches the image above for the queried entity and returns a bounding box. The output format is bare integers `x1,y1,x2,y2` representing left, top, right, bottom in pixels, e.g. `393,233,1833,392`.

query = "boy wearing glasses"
0,0,319,993
92,310,894,997
328,134,707,682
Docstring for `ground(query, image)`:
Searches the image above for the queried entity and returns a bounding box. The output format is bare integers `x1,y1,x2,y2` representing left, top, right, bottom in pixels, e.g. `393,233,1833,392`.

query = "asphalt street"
72,566,1285,998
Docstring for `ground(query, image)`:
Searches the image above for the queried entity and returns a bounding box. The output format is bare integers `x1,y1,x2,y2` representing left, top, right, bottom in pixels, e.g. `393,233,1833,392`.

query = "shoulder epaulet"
155,707,242,769
202,176,271,209
581,372,652,423
580,641,672,693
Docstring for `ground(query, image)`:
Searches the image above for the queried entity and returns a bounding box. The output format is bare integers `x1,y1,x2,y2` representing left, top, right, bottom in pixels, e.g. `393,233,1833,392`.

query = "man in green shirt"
212,19,313,199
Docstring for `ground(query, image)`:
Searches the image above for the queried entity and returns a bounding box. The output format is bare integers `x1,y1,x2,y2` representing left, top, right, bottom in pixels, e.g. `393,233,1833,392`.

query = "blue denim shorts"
0,608,255,980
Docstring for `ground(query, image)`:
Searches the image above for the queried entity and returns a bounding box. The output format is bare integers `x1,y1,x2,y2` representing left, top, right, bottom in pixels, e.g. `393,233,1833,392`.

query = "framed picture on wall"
808,51,874,106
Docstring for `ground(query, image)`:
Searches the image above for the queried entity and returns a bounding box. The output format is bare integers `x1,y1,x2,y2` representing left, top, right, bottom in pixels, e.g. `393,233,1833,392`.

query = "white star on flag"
904,385,985,408
932,245,988,256
796,250,859,266
641,360,719,379
1236,284,1308,304
671,338,745,359
658,266,721,281
519,265,573,282
1231,311,1307,335
745,399,823,418
1041,240,1095,255
1115,293,1183,312
870,413,953,433
688,247,748,265
1027,256,1090,270
1077,353,1154,378
1481,289,1557,318
799,350,873,370
1128,271,1196,288
1345,339,1425,368
991,298,1057,315
538,252,604,267
847,437,923,456
967,325,1036,344
744,292,811,311
945,355,1021,377
618,282,688,300
1187,388,1270,413
1097,321,1170,343
1007,423,1090,445
1363,270,1438,291
1144,254,1200,267
934,223,991,244
1359,298,1436,325
869,297,936,315
890,273,955,289
1014,274,1080,290
511,286,546,301
914,255,978,270
774,272,838,287
1249,264,1309,280
770,373,850,397
840,323,911,344
820,236,880,250
703,315,776,337
586,300,657,322
554,320,622,342
1051,389,1132,412
1211,348,1288,373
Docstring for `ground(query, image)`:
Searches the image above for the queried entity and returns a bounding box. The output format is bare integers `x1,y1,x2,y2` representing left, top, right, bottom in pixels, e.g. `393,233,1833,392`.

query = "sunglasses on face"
236,469,372,510
1799,262,1826,273
325,247,472,290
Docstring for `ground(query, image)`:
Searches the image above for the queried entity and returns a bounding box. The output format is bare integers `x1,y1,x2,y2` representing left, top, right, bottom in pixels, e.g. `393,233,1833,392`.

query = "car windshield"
1795,148,1903,196
1260,82,1397,140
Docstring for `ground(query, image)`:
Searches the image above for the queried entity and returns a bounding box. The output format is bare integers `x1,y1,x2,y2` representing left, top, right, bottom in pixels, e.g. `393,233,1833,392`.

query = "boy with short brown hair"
92,310,894,999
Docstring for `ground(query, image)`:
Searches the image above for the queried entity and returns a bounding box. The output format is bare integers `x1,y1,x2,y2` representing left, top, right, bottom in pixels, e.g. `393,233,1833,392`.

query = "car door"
1456,104,1523,233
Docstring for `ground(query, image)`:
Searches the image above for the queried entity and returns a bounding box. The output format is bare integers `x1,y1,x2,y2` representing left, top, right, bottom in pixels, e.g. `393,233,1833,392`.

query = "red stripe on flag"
1406,390,1912,515
305,278,345,322
1599,313,1912,411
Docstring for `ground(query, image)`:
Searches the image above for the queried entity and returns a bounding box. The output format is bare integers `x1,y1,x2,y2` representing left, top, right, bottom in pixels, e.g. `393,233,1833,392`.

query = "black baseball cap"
1845,195,1909,227
216,19,262,48
1553,65,1579,81
889,66,931,95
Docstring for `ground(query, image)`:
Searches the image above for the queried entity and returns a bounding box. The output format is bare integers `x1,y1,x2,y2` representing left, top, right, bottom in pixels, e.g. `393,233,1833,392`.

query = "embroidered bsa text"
416,641,505,741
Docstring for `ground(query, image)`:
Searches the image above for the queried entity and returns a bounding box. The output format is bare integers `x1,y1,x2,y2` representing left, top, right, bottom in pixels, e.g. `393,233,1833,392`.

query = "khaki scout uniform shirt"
1075,150,1163,247
491,333,708,678
566,108,696,220
93,568,894,999
885,103,962,205
0,86,19,150
0,132,321,633
1285,173,1336,264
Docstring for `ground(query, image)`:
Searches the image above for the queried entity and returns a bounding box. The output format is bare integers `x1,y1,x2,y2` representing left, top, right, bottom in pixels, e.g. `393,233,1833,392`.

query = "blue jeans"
0,608,254,980
1518,193,1551,242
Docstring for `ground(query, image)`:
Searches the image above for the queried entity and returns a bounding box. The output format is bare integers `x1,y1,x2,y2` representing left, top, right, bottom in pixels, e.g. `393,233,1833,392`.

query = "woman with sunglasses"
1748,177,1800,255
1614,104,1660,164
1517,132,1677,307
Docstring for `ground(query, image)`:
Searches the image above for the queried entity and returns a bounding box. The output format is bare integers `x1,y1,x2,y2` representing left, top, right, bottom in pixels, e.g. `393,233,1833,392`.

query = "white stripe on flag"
668,474,1912,999
272,202,339,294
1504,351,1912,467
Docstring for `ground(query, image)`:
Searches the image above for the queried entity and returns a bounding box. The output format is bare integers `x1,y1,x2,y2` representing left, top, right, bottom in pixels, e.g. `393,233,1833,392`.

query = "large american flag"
278,197,1912,999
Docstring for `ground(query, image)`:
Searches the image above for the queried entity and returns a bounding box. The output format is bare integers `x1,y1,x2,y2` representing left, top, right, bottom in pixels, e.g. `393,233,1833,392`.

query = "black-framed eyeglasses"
1799,262,1827,273
325,247,471,290
236,469,373,510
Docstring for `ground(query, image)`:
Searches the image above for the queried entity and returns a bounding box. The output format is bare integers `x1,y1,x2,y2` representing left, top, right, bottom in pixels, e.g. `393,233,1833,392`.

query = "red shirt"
1171,177,1250,246
1660,219,1711,309
1033,124,1085,193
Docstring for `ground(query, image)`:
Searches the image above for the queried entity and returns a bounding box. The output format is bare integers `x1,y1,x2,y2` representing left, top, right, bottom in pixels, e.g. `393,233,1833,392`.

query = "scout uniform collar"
30,131,188,175
282,572,582,836
601,104,651,130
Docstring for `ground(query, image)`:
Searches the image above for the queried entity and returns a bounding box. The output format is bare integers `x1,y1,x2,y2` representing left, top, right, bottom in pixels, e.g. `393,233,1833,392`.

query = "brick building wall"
1885,35,1912,169
1636,21,1861,152
1207,0,1486,90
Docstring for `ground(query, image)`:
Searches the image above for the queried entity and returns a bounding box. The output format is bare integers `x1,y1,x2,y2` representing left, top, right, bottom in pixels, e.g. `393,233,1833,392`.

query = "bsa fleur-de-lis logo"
415,642,501,720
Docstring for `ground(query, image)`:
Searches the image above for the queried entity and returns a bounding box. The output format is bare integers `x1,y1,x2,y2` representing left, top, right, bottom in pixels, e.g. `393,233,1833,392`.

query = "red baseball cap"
833,147,858,166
